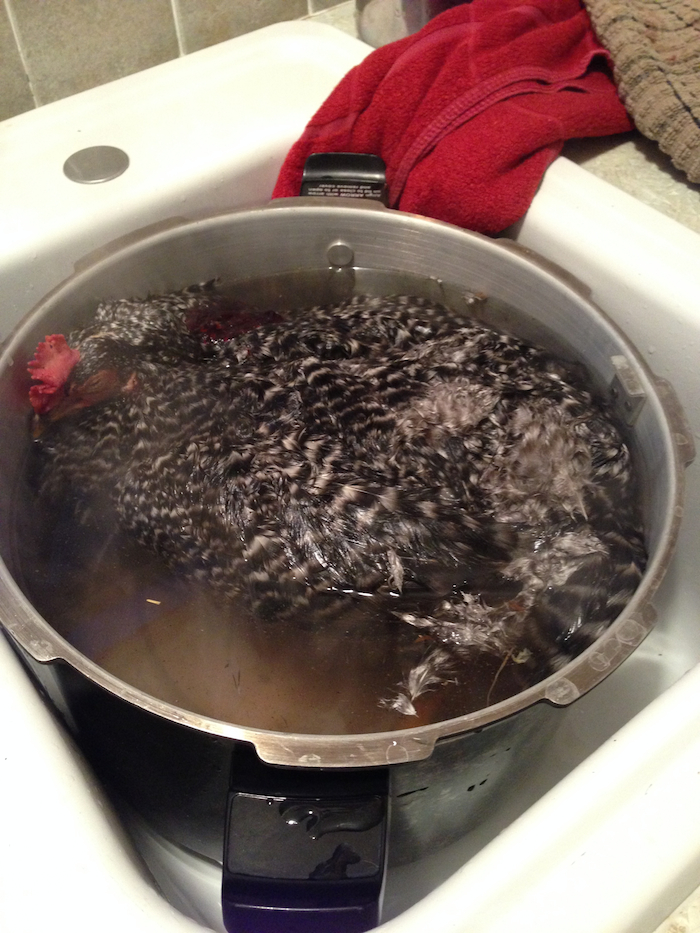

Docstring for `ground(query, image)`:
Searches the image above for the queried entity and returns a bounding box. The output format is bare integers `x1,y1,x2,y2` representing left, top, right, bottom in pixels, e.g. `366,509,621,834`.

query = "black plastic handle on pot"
222,743,389,933
300,153,389,205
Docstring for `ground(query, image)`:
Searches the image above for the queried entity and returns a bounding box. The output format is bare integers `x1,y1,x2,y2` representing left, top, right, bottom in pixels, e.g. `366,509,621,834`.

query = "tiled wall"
0,0,350,122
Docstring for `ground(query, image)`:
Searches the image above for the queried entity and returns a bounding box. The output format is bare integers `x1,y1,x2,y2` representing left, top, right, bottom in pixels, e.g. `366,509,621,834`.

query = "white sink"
1,21,700,933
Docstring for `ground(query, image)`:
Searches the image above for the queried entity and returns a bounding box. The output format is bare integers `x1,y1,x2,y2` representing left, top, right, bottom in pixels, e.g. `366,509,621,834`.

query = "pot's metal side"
0,199,690,771
14,647,233,864
11,641,559,867
387,701,557,864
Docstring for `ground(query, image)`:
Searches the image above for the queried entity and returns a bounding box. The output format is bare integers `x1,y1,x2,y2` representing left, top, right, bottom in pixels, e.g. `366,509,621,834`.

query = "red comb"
28,335,80,415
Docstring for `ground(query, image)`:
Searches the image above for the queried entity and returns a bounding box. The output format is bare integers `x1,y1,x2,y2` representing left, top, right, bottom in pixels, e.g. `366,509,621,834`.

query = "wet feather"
28,285,647,713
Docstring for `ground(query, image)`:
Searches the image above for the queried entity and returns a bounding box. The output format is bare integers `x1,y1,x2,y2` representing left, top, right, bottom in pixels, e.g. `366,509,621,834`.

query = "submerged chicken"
28,285,647,714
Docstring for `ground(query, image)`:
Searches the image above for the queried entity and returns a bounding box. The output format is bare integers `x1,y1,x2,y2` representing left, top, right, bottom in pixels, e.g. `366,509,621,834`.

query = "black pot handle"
222,744,389,933
300,153,388,204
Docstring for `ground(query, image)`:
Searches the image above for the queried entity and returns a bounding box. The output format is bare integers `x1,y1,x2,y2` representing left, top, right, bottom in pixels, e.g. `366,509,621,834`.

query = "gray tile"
7,0,179,106
309,0,350,11
0,2,34,119
306,1,357,35
175,0,307,54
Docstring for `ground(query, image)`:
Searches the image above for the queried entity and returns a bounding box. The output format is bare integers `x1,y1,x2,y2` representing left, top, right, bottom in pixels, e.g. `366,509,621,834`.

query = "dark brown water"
23,523,532,733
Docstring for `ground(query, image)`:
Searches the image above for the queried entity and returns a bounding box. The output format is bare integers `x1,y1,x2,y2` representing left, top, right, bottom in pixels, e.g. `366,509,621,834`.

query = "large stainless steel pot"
0,198,693,930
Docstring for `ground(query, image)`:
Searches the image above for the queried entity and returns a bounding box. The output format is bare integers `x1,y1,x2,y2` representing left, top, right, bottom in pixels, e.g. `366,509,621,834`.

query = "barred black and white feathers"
28,285,647,714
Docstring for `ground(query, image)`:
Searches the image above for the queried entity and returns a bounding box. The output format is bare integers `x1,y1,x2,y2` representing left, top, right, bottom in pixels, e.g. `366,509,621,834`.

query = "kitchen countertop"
308,2,700,237
563,133,700,237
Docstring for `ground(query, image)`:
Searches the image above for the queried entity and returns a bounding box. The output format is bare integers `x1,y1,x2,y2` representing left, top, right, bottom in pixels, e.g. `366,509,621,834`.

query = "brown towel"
583,0,700,183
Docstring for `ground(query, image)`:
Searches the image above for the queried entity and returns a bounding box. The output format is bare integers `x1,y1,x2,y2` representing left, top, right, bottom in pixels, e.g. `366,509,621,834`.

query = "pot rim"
0,198,693,767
